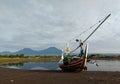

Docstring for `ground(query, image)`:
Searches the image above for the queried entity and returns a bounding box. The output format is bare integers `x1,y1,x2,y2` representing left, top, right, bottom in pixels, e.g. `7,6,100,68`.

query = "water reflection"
0,60,120,71
1,62,24,66
0,62,59,70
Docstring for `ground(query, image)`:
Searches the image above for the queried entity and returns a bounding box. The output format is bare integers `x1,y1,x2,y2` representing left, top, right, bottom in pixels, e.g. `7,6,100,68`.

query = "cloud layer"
0,0,120,53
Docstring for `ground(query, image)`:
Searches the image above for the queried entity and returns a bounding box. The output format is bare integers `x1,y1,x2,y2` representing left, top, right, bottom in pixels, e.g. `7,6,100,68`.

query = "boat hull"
59,58,85,71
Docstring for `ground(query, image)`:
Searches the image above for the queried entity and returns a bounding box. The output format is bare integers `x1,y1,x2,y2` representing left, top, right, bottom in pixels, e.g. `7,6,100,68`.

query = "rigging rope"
69,18,105,43
68,20,103,54
69,14,111,53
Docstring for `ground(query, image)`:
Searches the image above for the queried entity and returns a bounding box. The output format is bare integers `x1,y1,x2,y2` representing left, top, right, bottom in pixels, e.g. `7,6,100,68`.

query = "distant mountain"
14,48,38,55
0,47,62,55
38,47,62,55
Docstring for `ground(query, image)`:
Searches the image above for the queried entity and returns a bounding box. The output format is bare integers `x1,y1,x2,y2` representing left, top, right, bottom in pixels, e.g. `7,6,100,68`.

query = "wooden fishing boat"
58,14,111,71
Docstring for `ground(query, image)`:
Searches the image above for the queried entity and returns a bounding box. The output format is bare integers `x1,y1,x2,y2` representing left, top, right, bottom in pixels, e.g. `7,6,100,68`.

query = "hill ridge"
0,47,62,55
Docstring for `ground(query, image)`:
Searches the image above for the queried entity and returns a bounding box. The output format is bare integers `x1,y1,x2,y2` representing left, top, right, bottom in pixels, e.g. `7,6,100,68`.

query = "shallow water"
87,60,120,71
0,62,59,70
0,60,120,71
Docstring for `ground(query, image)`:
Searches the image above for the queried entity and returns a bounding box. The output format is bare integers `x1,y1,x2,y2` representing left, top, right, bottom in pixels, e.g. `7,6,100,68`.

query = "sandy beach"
0,68,119,84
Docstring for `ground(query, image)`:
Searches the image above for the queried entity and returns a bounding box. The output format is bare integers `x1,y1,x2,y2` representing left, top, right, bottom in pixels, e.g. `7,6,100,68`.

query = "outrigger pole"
70,14,111,53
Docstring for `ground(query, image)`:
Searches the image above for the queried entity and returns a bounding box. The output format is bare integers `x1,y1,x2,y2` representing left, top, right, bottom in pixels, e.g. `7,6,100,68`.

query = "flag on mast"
65,43,70,54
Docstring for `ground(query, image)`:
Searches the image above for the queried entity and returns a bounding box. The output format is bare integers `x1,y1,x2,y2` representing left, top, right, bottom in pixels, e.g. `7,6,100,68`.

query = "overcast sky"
0,0,120,53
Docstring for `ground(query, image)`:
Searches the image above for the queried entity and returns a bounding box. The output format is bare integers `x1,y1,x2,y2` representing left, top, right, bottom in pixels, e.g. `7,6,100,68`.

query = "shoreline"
0,68,120,84
91,58,120,60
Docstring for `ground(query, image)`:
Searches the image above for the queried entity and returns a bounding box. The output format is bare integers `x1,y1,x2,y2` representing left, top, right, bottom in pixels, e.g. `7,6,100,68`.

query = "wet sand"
0,68,120,84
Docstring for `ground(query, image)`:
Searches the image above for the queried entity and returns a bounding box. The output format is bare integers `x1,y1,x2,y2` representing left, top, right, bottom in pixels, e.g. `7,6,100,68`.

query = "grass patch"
0,55,61,65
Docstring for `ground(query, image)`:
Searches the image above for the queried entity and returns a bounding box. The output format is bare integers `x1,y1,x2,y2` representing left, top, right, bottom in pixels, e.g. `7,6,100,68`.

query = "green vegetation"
0,54,61,65
89,54,120,60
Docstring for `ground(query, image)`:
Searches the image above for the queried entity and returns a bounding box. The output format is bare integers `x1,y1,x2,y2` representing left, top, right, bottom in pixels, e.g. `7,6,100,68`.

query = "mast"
83,14,111,43
70,14,111,53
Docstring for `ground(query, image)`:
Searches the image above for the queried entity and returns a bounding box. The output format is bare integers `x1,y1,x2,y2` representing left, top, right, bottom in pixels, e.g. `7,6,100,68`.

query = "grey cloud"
0,0,120,53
